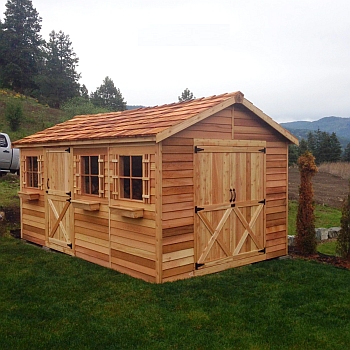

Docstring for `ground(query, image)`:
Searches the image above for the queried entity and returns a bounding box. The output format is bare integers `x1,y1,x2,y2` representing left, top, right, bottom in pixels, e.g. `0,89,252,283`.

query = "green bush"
5,100,23,131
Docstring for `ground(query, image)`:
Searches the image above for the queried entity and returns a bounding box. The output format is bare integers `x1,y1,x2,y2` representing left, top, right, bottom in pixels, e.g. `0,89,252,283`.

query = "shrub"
5,101,23,131
336,181,350,259
295,151,318,255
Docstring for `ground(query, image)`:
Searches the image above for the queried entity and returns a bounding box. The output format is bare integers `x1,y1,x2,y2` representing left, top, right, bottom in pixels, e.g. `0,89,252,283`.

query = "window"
81,156,99,195
120,155,143,200
26,156,39,188
0,135,8,147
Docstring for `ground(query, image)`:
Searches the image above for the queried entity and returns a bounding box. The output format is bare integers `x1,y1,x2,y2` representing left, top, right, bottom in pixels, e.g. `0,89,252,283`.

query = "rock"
316,228,328,241
328,227,341,239
288,235,295,246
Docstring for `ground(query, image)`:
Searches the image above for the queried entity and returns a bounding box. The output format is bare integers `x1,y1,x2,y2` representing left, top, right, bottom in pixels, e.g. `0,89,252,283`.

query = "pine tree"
1,0,43,92
36,30,80,108
336,181,350,260
295,151,318,255
90,76,126,111
178,88,195,102
343,143,350,162
298,139,308,156
328,132,342,162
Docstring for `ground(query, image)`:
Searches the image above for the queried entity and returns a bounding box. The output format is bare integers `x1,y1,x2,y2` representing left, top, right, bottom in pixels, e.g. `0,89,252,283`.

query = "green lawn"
288,200,341,236
1,237,350,350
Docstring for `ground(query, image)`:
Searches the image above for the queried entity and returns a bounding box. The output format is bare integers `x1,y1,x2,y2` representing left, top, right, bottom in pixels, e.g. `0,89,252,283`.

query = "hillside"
281,116,350,148
0,89,68,142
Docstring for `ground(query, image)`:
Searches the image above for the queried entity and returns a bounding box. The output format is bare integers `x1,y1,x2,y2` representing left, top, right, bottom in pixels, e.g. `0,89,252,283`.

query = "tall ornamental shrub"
336,181,350,259
295,151,318,255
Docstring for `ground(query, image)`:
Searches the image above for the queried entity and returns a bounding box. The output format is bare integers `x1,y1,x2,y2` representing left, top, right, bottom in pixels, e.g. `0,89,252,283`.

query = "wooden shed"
14,91,298,283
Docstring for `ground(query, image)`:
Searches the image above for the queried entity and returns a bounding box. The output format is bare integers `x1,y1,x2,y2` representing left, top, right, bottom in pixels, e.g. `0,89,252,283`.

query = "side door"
194,140,266,270
45,148,73,255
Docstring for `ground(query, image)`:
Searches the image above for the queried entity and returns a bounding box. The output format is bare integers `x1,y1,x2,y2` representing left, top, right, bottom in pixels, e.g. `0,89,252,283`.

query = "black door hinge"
259,147,266,153
195,262,204,270
195,206,204,213
67,243,73,249
65,147,70,153
258,199,266,205
259,248,266,254
66,191,71,197
194,146,204,153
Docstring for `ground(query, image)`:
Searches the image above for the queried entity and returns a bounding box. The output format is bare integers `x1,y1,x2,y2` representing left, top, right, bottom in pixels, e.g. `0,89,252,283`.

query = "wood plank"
110,235,155,253
162,264,193,278
162,256,194,270
163,225,194,237
76,251,110,268
75,232,109,248
162,217,193,229
162,208,193,221
162,248,194,262
110,262,156,283
75,238,109,255
111,256,156,277
162,162,193,171
162,240,194,254
111,249,155,269
75,245,109,262
162,177,193,188
110,242,156,260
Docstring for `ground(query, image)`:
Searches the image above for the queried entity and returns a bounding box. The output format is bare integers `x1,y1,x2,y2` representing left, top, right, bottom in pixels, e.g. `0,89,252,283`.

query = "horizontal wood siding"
74,205,110,268
109,145,158,282
161,138,195,281
21,196,45,245
234,105,288,258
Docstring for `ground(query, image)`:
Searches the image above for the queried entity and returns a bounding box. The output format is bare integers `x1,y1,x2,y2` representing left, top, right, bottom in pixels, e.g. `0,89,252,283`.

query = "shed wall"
160,105,289,282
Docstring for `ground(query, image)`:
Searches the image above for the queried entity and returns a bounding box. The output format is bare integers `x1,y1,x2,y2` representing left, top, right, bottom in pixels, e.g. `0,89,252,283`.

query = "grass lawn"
288,200,341,236
1,237,350,350
0,174,20,208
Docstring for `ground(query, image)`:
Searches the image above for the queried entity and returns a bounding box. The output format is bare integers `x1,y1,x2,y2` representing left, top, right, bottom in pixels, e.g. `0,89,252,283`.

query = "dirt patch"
288,167,348,209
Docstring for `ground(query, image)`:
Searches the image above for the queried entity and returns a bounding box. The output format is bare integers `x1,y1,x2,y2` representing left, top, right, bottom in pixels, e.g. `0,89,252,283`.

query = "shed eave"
14,135,157,148
241,99,299,145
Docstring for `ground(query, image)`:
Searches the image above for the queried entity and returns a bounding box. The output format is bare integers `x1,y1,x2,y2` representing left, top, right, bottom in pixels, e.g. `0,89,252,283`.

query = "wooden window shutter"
110,153,119,200
142,154,151,204
98,155,105,198
73,155,81,195
21,156,27,188
37,155,44,190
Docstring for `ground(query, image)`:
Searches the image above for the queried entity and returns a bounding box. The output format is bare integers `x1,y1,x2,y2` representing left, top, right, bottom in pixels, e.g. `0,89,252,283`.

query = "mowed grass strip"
1,237,350,350
288,200,341,236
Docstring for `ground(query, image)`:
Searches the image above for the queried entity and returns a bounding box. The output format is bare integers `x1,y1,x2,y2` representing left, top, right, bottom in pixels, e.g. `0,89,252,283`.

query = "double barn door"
194,140,266,270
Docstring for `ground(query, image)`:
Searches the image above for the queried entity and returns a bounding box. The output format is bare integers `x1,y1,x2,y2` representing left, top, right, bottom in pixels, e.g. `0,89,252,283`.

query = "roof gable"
14,91,298,147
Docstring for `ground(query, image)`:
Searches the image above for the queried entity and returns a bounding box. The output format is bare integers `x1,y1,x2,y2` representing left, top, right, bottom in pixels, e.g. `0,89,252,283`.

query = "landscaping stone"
316,228,329,241
288,235,295,246
328,227,341,239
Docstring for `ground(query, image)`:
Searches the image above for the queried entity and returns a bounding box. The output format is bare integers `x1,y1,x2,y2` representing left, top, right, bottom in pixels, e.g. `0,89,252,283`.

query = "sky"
1,0,350,122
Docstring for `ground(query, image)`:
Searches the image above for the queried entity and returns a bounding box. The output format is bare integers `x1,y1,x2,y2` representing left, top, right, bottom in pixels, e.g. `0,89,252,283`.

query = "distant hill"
281,116,350,148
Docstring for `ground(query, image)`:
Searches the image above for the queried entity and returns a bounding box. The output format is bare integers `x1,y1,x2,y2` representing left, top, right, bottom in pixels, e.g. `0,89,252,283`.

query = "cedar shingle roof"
14,91,298,146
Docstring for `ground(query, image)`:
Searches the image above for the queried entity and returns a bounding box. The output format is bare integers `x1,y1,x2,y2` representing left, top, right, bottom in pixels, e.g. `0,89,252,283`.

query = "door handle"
47,178,50,189
230,188,236,203
3,150,9,153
